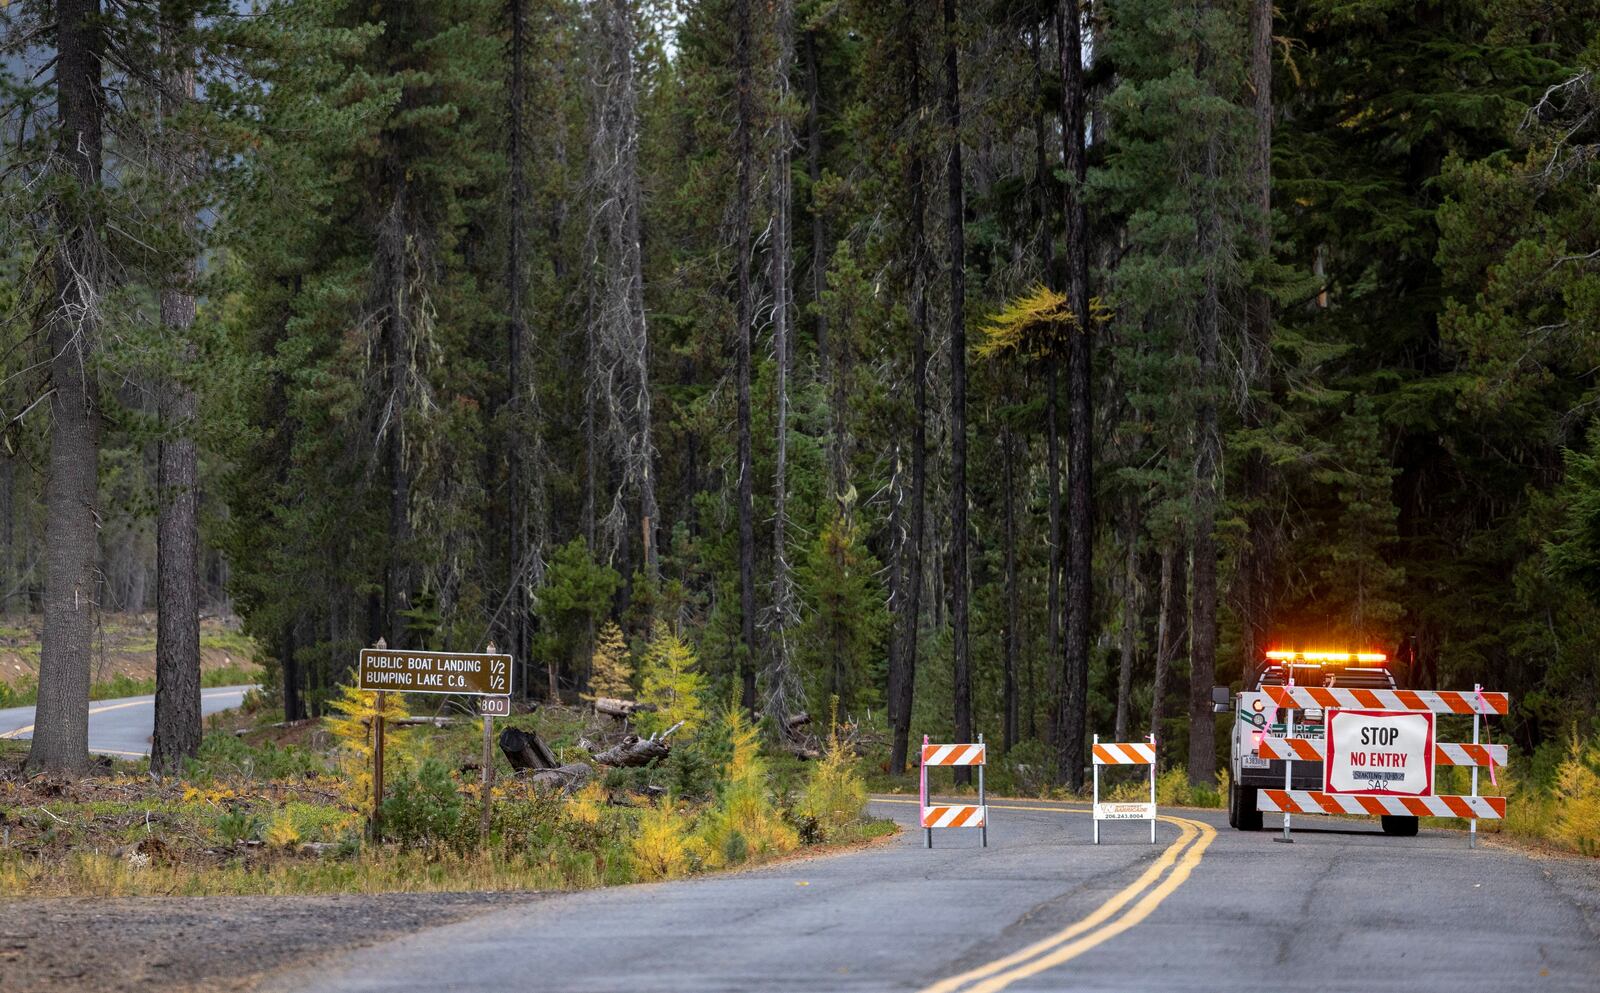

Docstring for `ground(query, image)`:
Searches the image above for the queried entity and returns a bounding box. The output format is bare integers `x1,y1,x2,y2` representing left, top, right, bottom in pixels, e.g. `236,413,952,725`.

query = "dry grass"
0,702,892,898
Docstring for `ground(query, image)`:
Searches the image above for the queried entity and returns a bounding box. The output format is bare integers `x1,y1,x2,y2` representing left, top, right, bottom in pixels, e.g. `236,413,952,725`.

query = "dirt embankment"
1,614,258,691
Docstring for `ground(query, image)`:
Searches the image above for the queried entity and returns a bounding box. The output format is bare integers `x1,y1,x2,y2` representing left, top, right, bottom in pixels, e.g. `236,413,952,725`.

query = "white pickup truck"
1222,652,1419,836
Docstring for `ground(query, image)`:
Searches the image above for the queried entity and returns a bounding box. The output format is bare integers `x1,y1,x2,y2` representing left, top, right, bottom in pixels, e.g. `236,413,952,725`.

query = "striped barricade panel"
922,743,986,767
921,804,986,828
1255,736,1508,768
1257,789,1505,820
1092,741,1156,765
1263,686,1509,715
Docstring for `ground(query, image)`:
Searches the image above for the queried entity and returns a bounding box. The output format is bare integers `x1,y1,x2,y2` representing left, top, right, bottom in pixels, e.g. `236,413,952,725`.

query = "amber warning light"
1264,649,1387,664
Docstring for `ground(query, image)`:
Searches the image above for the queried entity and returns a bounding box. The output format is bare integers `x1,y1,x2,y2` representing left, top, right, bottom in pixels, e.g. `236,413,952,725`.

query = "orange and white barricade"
920,734,987,848
1091,734,1157,844
1253,681,1508,848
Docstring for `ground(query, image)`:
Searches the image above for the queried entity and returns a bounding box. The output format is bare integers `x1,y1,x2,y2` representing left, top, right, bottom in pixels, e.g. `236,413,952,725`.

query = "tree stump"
498,726,557,770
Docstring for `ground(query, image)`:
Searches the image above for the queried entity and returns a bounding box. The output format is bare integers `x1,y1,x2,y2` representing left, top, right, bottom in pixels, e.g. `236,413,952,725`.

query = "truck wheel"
1231,783,1262,831
1380,815,1418,837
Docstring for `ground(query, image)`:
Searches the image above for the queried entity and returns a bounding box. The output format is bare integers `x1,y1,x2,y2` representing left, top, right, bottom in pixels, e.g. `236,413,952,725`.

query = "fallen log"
528,762,593,792
498,726,558,770
586,696,657,720
781,739,823,761
588,721,684,767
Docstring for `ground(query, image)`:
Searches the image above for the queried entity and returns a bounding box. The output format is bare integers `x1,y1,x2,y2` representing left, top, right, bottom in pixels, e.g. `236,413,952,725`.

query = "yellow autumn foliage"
324,683,413,809
264,810,301,848
976,284,1111,363
629,801,695,881
696,706,798,867
637,622,707,735
1552,730,1600,856
796,704,868,840
588,621,634,700
565,781,610,828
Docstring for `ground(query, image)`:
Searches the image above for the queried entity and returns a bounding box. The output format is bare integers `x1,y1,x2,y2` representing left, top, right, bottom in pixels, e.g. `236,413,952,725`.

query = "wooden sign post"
357,641,516,841
478,644,503,848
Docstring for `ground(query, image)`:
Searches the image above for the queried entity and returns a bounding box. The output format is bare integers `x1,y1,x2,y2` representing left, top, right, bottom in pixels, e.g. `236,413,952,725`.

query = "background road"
264,797,1600,993
0,685,255,758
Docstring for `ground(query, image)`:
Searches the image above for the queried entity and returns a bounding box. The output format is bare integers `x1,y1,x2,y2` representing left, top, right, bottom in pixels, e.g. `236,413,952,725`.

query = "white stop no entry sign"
1324,709,1435,797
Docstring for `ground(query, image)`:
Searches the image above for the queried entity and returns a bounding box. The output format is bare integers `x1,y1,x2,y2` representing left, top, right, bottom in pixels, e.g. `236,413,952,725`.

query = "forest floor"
0,613,261,706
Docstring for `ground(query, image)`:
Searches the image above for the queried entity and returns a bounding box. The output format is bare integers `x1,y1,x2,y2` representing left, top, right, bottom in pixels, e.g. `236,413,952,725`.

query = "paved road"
266,797,1600,993
0,685,254,758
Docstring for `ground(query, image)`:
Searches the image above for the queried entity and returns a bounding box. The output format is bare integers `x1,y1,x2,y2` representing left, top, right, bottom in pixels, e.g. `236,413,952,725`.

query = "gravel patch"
0,892,541,993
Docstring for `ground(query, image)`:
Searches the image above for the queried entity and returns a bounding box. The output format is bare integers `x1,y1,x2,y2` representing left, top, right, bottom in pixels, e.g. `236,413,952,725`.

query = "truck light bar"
1264,650,1387,663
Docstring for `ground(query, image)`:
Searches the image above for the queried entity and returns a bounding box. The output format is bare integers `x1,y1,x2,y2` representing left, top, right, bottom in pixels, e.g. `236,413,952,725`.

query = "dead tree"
762,0,806,731
586,0,660,585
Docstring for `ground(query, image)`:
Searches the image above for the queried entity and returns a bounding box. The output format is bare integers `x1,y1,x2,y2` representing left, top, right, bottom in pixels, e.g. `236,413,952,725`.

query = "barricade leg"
1470,688,1481,851
1149,733,1157,845
1092,733,1100,846
979,733,987,848
1276,675,1295,844
922,733,932,849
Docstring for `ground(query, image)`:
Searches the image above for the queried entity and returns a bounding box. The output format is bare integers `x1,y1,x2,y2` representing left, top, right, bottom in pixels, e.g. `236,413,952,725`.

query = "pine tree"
588,621,635,700
639,623,708,734
16,0,107,775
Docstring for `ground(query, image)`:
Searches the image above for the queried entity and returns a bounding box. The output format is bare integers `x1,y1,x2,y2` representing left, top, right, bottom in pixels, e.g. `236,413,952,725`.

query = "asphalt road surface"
0,685,254,758
264,797,1600,993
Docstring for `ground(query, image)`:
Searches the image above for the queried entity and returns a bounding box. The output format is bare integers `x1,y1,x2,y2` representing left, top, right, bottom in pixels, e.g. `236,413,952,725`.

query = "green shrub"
381,758,465,846
1151,766,1224,808
663,737,719,801
0,677,36,709
212,809,263,845
186,733,326,782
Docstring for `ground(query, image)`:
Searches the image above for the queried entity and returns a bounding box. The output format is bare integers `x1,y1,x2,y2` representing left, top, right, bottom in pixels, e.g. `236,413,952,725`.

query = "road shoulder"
0,892,539,993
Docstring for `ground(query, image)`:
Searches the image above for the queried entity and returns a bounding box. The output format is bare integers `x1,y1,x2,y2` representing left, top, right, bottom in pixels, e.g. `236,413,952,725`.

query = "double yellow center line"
874,797,1217,993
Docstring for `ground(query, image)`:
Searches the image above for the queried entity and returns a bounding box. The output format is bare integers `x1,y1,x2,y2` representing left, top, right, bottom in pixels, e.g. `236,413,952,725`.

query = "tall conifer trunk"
1003,427,1019,751
1241,0,1275,678
733,0,758,713
1114,501,1140,743
1056,0,1092,790
152,5,203,773
1032,21,1056,746
281,623,304,723
1151,539,1184,737
506,0,530,688
1189,29,1224,783
28,0,104,777
888,0,928,775
383,190,413,649
766,0,803,726
943,0,971,780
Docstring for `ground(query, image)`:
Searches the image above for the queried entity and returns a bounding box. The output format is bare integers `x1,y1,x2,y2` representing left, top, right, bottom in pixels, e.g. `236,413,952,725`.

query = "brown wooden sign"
357,648,512,696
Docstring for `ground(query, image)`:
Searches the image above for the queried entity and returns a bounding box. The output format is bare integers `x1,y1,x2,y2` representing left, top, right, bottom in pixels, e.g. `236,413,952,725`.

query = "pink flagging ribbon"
1475,685,1499,788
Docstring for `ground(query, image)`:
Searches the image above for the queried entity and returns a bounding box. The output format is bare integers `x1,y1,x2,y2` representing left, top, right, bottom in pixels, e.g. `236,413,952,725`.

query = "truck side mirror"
1211,685,1231,713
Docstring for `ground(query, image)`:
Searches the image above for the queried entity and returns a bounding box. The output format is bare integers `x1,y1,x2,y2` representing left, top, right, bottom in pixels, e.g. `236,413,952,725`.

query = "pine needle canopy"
976,285,1107,362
